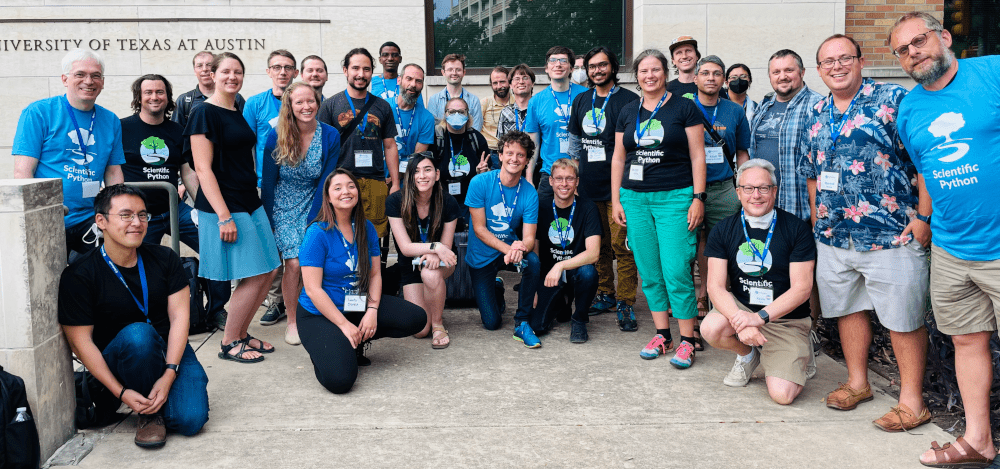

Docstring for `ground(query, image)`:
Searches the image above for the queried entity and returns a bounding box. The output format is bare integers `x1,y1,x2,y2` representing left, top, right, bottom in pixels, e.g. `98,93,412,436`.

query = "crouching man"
59,184,209,447
701,160,816,404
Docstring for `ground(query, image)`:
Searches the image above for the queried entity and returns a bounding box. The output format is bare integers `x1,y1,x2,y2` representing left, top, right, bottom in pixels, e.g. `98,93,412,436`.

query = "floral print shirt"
798,79,918,252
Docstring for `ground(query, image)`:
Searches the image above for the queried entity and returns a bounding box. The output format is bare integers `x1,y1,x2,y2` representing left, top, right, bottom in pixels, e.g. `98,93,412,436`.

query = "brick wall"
846,0,944,67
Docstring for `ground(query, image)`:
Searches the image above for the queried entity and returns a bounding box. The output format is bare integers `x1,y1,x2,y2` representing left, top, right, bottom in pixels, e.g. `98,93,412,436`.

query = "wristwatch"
756,309,770,324
692,192,708,201
915,213,931,224
429,242,440,251
165,364,180,374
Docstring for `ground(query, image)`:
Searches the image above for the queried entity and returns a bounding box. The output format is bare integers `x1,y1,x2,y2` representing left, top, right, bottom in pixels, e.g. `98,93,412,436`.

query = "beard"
348,78,369,92
493,87,510,99
910,48,954,86
400,89,419,106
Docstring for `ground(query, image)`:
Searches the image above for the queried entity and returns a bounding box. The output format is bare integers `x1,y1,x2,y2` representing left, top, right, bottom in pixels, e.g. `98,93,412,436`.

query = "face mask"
728,78,750,94
446,113,469,129
571,68,588,84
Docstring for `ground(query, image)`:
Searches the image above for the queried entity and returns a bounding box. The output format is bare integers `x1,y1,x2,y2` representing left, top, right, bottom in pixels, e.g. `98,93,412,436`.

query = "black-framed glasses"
446,109,468,115
587,61,610,71
547,57,569,64
737,185,775,195
269,65,296,72
818,56,858,69
892,30,941,58
102,212,152,222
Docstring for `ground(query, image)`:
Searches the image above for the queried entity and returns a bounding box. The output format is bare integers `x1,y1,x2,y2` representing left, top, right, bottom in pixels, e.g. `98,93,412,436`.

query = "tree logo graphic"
139,136,169,165
582,109,606,136
928,112,971,163
634,119,664,148
449,154,470,177
735,240,772,277
547,217,575,245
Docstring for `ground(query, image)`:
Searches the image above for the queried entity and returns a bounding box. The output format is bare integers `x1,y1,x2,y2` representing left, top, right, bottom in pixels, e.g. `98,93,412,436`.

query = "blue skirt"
197,207,281,281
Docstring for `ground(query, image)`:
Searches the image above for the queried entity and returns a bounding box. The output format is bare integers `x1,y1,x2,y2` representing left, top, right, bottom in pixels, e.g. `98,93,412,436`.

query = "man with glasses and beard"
388,64,435,178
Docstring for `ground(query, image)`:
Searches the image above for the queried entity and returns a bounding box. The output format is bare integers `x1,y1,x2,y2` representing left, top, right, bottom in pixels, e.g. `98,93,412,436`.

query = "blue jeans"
531,263,599,334
469,251,540,330
101,323,209,436
145,204,232,316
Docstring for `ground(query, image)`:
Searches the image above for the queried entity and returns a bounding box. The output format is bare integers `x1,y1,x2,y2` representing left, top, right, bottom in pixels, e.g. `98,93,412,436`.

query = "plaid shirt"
750,85,824,220
497,103,528,141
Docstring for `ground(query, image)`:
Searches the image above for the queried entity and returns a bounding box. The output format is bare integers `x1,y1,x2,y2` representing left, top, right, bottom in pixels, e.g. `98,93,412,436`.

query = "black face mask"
728,78,750,94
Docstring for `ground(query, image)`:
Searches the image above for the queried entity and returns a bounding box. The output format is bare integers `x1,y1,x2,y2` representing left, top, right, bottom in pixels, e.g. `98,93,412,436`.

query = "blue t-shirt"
12,95,125,228
388,100,435,159
898,56,1000,261
298,220,381,313
464,170,539,269
695,97,751,183
525,83,588,174
242,89,283,186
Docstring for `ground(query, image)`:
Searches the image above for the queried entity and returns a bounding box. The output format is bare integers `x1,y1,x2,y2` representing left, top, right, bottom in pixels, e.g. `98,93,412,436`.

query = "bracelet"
217,216,233,227
366,306,378,310
119,387,127,401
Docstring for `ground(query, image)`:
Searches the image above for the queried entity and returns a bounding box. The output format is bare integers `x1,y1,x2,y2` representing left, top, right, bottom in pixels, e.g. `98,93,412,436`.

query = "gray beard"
911,50,954,86
400,92,419,107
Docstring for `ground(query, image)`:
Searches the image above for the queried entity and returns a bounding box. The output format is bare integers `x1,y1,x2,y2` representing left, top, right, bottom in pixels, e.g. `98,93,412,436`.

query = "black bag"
181,257,212,334
444,230,475,305
0,365,41,469
72,368,124,430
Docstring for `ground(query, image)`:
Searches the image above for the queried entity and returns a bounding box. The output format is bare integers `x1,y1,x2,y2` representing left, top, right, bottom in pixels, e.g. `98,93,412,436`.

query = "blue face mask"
446,113,469,130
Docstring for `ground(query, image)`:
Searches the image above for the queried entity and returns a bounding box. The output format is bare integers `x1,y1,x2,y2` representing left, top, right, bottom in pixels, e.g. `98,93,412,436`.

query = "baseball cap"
669,35,699,55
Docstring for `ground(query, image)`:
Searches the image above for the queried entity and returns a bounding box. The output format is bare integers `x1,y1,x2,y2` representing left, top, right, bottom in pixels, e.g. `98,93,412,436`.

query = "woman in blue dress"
262,81,340,346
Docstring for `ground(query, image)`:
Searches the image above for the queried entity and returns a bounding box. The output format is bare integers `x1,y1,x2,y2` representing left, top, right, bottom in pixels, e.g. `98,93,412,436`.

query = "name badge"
705,146,725,165
749,287,773,306
629,164,644,181
820,171,839,192
448,182,461,195
82,181,101,198
355,150,374,167
398,160,408,174
344,293,367,312
587,146,606,162
559,138,569,154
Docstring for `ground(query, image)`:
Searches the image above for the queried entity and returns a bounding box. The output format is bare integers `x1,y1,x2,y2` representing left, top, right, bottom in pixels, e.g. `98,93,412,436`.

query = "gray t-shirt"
317,91,397,179
752,100,788,187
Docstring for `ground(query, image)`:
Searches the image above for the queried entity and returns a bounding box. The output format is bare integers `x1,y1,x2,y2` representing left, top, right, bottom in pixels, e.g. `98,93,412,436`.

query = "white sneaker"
723,348,761,387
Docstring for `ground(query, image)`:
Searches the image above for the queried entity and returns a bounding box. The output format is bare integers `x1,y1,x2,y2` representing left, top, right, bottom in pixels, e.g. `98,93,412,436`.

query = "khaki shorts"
358,177,389,238
724,300,812,386
930,243,1000,336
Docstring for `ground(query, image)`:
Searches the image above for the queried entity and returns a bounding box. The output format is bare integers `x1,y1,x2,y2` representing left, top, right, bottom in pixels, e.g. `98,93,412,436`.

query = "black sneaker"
570,320,588,343
259,302,286,326
356,342,371,366
616,301,638,332
589,293,616,316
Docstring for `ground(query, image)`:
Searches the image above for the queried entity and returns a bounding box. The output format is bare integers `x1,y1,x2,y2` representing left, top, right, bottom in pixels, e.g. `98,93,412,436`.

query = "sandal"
219,339,264,363
921,437,991,468
431,325,450,349
242,333,275,353
693,297,709,352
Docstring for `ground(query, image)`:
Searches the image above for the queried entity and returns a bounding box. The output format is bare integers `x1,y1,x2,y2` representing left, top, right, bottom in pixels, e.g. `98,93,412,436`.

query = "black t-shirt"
120,115,184,216
667,79,699,98
58,244,189,351
535,195,602,274
434,129,489,206
183,103,261,213
385,191,461,269
568,86,640,201
317,91,397,180
616,93,702,192
704,208,816,319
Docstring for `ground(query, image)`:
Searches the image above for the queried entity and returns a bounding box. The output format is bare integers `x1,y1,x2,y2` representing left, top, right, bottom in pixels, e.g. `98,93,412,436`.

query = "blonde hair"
549,158,579,177
273,82,321,167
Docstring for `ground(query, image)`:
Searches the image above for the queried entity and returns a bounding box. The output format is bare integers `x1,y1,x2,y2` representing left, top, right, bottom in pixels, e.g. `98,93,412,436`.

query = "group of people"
15,11,999,468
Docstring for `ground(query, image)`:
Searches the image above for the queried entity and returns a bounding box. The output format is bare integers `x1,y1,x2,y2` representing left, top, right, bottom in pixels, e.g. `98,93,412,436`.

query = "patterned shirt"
496,103,528,141
750,85,824,220
797,78,916,252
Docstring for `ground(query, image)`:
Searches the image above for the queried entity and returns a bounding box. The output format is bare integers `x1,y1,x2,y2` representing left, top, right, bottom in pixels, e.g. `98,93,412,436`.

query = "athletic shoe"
356,341,371,366
589,293,616,316
669,340,696,369
723,348,761,387
639,334,669,359
513,321,541,348
616,301,638,332
569,319,588,343
260,302,286,326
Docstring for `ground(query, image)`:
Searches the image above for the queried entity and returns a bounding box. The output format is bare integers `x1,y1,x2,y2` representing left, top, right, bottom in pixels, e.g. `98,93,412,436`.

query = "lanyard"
448,132,465,172
333,222,358,276
101,245,150,324
514,107,526,132
393,101,414,138
386,77,398,97
552,199,576,250
694,98,719,127
549,87,573,126
445,88,463,101
63,95,96,163
590,86,615,130
828,87,862,148
496,175,520,229
740,209,776,264
635,92,668,142
418,217,429,243
346,91,370,135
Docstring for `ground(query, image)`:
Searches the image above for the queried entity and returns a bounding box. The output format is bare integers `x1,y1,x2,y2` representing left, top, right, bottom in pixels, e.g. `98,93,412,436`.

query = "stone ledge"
0,178,63,213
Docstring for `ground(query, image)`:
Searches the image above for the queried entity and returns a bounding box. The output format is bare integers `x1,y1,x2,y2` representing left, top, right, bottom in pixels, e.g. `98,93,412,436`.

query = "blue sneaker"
513,321,541,348
669,340,696,369
616,301,638,332
589,293,616,316
639,334,670,359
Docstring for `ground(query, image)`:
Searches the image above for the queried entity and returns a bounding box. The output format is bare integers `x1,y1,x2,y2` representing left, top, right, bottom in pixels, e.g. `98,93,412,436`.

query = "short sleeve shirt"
120,115,185,216
464,170,539,269
535,195,602,274
242,89,283,183
385,191,461,268
183,102,261,213
388,100,435,159
615,93,702,192
525,83,588,174
752,100,788,187
317,91,398,179
435,130,489,206
694,97,751,183
568,86,640,201
298,220,381,313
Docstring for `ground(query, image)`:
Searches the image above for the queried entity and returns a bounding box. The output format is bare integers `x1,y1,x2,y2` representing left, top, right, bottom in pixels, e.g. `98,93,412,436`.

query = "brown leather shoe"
825,382,873,410
134,414,166,448
873,403,931,432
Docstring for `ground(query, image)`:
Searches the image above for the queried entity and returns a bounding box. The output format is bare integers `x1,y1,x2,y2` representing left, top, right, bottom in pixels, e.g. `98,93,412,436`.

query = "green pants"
620,187,697,319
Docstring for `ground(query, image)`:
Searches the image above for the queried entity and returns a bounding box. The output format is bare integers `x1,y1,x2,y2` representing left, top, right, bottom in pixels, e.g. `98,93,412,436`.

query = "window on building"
426,0,632,73
945,0,999,56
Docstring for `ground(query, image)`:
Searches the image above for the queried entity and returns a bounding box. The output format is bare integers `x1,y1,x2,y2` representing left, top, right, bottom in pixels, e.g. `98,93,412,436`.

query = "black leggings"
297,296,426,394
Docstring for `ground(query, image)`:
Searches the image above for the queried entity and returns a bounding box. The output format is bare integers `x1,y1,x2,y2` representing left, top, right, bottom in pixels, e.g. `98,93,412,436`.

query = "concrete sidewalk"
51,281,954,469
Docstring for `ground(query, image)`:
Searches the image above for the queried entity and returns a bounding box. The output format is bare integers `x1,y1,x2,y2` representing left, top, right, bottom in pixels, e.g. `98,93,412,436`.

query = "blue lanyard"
448,133,463,171
590,86,615,130
828,88,861,148
333,222,358,276
418,218,429,243
549,87,574,126
393,101,414,138
445,89,463,101
514,107,526,132
740,209,776,264
552,199,576,250
496,175,520,229
694,98,718,127
635,92,668,142
101,246,149,324
386,77,398,97
346,91,370,135
63,95,96,163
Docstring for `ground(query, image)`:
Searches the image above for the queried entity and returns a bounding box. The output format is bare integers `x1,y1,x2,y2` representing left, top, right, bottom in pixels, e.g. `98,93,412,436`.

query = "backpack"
181,257,212,334
0,365,41,469
433,127,481,166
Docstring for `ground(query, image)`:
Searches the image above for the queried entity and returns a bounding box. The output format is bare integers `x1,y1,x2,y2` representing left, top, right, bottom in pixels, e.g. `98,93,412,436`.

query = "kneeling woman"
298,169,427,393
386,152,460,348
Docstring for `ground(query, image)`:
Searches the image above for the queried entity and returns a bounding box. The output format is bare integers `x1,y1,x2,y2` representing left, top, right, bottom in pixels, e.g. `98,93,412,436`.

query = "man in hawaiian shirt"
798,34,930,432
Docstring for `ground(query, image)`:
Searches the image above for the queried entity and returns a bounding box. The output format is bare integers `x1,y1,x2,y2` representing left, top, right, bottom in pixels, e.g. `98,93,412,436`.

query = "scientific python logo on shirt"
67,128,96,165
489,201,511,233
139,136,169,165
448,154,470,177
736,240,772,277
928,112,971,163
581,109,607,136
634,119,664,148
547,218,575,245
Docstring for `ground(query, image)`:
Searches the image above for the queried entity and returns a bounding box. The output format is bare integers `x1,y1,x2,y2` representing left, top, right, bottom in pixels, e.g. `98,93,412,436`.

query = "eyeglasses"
380,52,401,58
818,56,858,69
697,70,724,77
72,72,104,81
728,74,749,81
103,212,152,223
892,30,941,58
737,185,775,195
547,57,569,64
511,75,532,83
587,61,610,71
550,176,577,184
269,65,296,72
446,109,468,115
